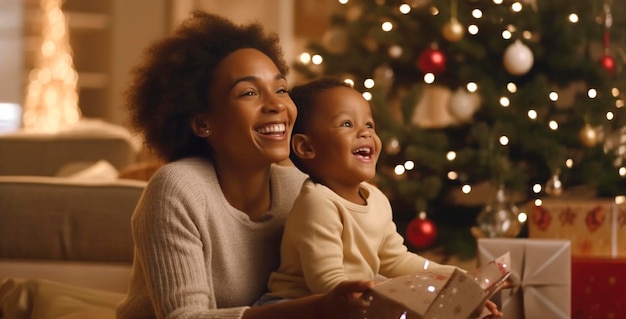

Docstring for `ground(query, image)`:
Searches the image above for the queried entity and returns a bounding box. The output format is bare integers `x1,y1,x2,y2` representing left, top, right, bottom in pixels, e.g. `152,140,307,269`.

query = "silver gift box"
477,238,571,319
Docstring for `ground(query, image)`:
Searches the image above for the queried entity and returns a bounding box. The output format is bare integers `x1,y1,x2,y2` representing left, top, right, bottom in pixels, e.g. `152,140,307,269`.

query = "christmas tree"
293,0,626,258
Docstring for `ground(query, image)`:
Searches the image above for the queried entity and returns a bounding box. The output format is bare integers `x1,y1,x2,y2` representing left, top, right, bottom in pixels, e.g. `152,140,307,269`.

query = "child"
262,76,457,299
260,77,502,317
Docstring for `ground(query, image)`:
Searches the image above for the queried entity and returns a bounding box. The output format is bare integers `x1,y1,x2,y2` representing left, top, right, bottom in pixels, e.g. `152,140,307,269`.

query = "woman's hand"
471,299,503,319
319,280,374,319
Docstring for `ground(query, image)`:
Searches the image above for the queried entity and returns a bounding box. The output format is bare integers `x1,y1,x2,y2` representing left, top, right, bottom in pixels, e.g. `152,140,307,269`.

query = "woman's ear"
291,134,315,159
191,114,212,137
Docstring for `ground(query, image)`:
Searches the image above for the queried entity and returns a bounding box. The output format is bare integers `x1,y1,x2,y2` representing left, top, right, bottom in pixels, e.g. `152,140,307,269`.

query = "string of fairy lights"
297,0,626,210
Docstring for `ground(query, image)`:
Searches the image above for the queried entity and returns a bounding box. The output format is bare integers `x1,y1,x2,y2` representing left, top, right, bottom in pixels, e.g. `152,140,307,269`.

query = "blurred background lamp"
0,103,22,134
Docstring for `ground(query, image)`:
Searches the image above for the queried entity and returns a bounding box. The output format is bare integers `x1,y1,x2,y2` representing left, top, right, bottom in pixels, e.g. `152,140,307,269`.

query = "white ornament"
448,88,481,122
503,40,534,76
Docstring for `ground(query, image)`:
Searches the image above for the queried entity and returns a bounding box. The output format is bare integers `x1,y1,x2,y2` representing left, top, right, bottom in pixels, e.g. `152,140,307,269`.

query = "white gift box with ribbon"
477,238,571,319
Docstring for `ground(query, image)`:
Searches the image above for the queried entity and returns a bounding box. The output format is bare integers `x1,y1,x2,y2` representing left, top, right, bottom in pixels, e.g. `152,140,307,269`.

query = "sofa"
0,119,140,176
0,175,147,318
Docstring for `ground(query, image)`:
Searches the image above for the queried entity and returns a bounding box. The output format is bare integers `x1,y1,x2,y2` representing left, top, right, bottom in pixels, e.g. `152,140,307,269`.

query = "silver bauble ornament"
503,40,534,76
603,126,626,166
476,186,523,238
545,172,563,196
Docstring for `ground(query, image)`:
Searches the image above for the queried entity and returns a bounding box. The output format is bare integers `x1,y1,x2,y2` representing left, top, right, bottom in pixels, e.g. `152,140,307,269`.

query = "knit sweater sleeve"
283,183,349,294
372,186,458,278
126,164,248,319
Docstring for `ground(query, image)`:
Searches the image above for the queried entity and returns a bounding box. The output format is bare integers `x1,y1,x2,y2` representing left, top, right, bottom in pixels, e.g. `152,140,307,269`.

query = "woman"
115,11,372,319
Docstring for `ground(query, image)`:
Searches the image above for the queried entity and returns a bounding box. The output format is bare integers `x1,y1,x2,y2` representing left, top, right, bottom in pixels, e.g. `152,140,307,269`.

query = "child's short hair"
289,77,353,171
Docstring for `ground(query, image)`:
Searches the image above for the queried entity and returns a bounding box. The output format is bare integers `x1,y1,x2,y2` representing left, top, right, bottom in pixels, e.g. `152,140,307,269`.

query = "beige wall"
0,0,23,104
180,0,338,85
108,0,169,126
190,0,296,82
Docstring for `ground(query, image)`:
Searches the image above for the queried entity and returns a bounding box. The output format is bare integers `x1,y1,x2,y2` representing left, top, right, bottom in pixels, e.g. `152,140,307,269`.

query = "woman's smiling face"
205,48,297,167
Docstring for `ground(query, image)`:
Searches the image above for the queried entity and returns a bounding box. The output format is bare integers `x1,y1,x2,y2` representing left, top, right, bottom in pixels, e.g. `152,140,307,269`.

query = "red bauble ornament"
417,48,446,74
599,54,615,75
406,217,438,249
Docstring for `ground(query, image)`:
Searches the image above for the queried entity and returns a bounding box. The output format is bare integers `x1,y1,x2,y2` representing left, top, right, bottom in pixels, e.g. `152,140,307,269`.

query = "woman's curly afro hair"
125,11,288,162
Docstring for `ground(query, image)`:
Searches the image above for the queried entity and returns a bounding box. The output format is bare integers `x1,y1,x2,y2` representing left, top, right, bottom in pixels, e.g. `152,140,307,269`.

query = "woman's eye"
277,88,289,94
240,91,256,97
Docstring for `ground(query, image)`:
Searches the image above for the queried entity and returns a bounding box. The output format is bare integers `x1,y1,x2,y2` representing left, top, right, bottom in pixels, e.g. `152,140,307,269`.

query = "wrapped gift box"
527,198,626,258
477,238,570,319
364,253,511,319
572,258,626,319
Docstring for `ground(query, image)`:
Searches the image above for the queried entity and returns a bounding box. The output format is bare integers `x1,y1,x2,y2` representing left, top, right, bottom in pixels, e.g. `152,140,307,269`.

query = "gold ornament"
442,18,464,42
388,45,403,59
411,84,457,128
579,123,598,147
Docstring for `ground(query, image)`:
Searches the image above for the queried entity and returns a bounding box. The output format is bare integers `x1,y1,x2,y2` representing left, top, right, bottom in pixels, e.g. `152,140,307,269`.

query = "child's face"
303,86,382,186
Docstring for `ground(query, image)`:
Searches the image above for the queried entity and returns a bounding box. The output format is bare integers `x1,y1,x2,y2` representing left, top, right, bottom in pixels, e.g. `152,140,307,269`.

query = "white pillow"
64,160,119,181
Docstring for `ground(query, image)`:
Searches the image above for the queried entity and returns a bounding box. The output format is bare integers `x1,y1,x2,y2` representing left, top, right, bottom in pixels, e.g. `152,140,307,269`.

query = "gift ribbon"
611,204,617,258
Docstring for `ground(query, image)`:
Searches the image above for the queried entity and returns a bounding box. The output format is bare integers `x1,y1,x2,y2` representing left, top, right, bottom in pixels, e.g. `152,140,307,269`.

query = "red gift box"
572,258,626,319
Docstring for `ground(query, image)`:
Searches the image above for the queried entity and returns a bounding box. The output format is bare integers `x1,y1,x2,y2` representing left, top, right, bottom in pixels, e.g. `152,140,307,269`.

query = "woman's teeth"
257,123,286,134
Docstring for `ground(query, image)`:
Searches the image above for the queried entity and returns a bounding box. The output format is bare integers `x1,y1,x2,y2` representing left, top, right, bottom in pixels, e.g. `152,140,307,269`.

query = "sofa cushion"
0,176,146,263
0,277,124,319
0,119,140,176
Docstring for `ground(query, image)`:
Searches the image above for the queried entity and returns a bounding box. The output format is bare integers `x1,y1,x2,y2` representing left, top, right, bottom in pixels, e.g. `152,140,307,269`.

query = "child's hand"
500,278,513,290
320,280,374,319
484,300,503,318
471,299,503,319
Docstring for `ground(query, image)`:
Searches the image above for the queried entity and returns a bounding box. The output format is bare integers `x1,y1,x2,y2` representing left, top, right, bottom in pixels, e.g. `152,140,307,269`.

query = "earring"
205,128,211,136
